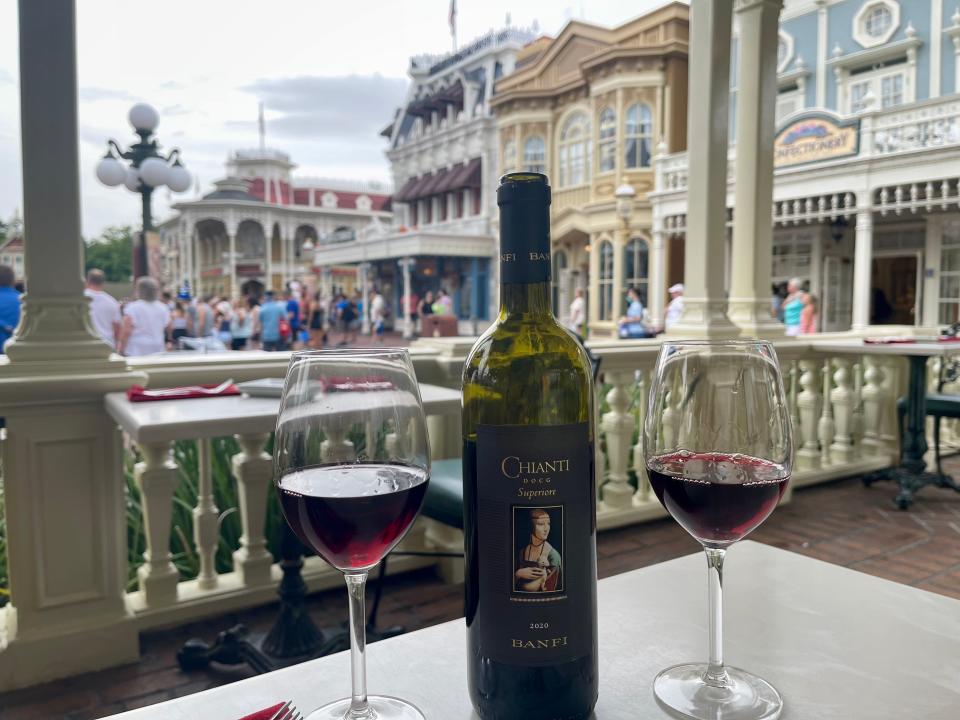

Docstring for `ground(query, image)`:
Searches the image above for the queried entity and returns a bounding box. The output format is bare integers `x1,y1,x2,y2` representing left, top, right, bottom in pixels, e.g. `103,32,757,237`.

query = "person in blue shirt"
257,290,286,351
618,286,653,339
0,265,22,353
285,289,301,341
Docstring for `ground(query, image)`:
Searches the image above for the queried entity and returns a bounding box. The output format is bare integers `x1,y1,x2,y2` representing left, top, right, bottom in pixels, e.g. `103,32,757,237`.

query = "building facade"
158,149,390,299
490,3,690,337
311,26,536,336
651,0,960,333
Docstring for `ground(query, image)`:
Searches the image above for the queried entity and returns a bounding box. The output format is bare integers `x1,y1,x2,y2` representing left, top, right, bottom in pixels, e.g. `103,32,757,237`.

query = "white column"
231,433,274,587
228,233,238,299
401,257,413,339
932,0,943,99
360,262,371,335
815,0,828,108
668,0,740,338
601,371,636,509
649,229,667,322
851,204,874,332
728,0,784,337
613,224,627,322
923,215,943,329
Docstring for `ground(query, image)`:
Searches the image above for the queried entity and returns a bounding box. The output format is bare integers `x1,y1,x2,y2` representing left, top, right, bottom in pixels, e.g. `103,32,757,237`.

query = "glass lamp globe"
96,156,126,186
615,182,636,221
166,163,192,193
138,157,170,187
124,167,141,192
128,103,159,132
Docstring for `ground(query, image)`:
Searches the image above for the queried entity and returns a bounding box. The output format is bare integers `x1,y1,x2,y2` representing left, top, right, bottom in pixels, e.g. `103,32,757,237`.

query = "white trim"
853,1,901,49
931,0,943,99
778,30,795,73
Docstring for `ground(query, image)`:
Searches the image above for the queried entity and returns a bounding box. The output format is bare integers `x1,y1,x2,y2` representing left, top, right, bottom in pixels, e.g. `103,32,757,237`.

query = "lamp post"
95,103,192,279
614,181,636,320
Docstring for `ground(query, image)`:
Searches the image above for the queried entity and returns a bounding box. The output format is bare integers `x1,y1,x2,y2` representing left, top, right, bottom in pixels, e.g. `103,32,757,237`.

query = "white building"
649,0,960,333
312,26,536,335
158,148,391,298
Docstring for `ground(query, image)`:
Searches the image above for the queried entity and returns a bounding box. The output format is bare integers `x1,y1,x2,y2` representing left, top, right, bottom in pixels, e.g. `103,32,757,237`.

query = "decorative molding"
778,30,795,74
827,35,922,73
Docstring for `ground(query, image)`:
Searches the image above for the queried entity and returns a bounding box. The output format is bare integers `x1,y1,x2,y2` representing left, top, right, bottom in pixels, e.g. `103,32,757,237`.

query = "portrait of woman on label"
514,507,563,592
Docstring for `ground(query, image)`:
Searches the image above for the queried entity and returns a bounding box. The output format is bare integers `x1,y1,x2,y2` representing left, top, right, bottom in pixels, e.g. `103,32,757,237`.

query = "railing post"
796,358,822,471
831,357,855,463
193,438,220,590
818,359,835,466
232,433,275,587
851,361,865,458
632,369,651,503
861,356,888,458
135,441,181,607
601,371,636,509
322,426,356,463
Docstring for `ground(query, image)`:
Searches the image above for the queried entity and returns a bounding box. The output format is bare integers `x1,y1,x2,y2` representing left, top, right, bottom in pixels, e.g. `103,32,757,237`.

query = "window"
853,1,900,48
552,250,567,315
881,74,903,108
850,80,872,114
864,4,892,37
598,240,614,321
523,136,545,173
940,219,960,324
624,238,649,307
503,138,517,174
598,107,616,173
624,103,653,169
776,87,804,126
558,111,591,187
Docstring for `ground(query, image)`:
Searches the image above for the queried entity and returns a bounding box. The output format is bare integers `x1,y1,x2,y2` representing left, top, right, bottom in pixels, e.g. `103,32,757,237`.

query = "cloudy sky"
0,0,677,238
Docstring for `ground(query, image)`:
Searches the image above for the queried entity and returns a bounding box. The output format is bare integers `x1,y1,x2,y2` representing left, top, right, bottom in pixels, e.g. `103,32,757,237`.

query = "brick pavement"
2,467,959,719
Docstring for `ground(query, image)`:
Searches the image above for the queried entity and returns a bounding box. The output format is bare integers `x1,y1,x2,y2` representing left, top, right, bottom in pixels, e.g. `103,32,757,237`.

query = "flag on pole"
449,0,457,50
258,102,266,151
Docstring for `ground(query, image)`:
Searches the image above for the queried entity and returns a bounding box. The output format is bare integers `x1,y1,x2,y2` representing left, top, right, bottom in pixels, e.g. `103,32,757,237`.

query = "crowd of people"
564,282,685,340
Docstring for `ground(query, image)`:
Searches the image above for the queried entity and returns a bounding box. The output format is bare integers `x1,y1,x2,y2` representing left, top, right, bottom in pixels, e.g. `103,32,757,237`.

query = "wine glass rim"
660,339,775,347
290,347,410,359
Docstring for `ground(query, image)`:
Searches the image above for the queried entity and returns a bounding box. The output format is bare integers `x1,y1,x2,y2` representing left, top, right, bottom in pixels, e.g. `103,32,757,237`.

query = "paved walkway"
2,467,959,718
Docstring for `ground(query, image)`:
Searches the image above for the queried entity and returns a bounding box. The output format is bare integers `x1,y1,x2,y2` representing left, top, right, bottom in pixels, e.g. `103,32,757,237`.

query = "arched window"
598,107,616,173
598,240,614,321
624,237,649,307
558,111,592,187
502,138,517,174
523,136,546,173
552,249,568,314
625,103,653,168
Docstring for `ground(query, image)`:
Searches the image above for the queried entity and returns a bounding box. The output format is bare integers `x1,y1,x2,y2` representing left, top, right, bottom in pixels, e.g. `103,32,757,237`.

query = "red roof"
244,176,389,211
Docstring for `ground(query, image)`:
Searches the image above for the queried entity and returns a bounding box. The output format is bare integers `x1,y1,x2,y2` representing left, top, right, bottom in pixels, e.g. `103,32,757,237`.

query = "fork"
269,701,303,720
139,378,234,397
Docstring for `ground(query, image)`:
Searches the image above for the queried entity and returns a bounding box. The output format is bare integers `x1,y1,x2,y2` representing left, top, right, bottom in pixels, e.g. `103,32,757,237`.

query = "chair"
896,358,960,477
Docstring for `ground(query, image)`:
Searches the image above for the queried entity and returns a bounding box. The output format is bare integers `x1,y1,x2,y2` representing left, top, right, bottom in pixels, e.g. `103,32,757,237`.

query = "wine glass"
274,348,430,720
643,340,793,720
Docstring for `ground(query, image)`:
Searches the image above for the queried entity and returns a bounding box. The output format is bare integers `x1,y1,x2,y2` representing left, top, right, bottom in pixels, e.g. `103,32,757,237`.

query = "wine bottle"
461,172,598,720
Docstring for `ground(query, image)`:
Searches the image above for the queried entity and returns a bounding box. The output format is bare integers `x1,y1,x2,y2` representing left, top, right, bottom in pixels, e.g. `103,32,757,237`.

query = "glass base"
305,695,426,720
653,663,783,720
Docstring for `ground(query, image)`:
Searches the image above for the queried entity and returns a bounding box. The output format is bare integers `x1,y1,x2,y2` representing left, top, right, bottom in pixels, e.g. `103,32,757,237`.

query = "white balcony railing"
65,340,904,631
652,96,960,196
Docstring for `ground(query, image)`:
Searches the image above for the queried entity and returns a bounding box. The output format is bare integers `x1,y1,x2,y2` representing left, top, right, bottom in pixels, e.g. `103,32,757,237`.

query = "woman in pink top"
800,292,818,334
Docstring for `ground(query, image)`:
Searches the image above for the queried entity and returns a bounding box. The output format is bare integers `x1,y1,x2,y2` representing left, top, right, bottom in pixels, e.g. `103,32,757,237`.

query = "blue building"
653,0,960,332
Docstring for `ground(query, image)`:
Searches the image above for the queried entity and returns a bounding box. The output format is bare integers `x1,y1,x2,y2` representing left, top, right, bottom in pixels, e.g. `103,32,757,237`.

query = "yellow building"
491,2,689,336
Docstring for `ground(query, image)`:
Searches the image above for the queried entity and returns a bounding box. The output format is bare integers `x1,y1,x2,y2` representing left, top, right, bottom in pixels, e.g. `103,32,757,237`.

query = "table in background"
106,541,960,719
814,340,960,508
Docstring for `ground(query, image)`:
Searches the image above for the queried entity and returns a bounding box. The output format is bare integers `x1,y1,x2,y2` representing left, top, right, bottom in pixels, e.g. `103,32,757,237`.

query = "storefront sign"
774,113,860,168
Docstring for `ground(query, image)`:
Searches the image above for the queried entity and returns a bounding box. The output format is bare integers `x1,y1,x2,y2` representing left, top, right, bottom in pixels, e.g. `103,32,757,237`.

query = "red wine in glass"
278,463,429,571
647,452,789,546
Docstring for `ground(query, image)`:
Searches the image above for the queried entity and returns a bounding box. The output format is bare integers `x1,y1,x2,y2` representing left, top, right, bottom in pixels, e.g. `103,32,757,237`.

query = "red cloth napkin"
126,383,241,402
236,703,286,720
319,376,394,392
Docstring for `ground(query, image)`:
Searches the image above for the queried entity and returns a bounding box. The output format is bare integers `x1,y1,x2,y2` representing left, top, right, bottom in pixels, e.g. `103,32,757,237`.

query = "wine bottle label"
474,422,594,666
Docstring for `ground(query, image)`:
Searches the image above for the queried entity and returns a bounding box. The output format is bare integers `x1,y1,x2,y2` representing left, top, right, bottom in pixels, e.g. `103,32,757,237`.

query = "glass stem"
345,571,372,718
704,547,729,687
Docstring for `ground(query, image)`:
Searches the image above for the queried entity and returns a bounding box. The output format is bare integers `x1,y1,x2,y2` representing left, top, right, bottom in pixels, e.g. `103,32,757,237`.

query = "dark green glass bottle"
461,172,598,720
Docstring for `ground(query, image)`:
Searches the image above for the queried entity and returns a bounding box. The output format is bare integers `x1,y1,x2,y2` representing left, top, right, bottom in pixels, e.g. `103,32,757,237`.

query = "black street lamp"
95,103,191,278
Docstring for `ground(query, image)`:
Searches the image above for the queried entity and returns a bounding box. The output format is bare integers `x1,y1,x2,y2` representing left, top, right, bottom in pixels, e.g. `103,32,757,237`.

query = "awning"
418,167,450,197
448,157,482,189
392,176,419,203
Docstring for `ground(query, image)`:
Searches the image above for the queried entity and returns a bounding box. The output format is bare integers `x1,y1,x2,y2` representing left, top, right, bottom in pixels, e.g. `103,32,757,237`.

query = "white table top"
812,339,960,357
105,383,461,444
108,541,960,719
